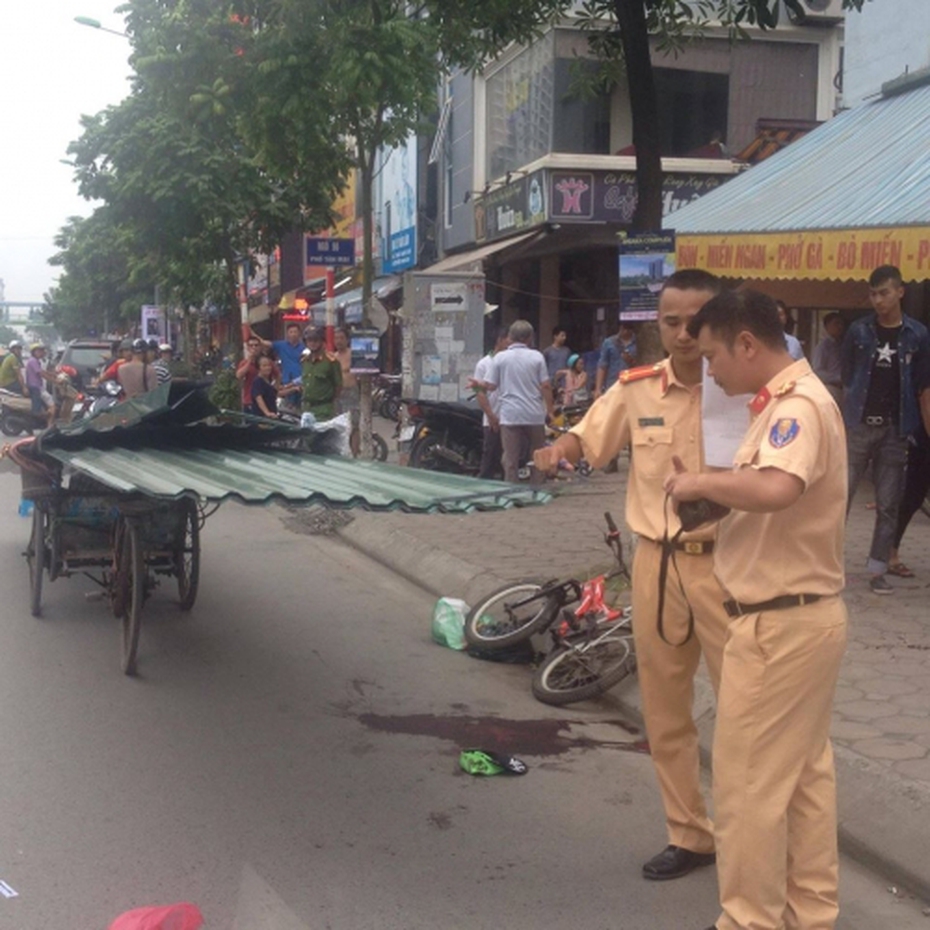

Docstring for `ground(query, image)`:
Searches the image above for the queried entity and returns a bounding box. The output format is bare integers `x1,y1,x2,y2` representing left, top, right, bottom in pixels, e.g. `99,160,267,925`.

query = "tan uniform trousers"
714,596,847,930
632,538,729,854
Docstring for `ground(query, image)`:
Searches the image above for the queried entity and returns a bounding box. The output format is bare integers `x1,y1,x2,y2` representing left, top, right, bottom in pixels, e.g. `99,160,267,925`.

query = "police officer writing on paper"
534,270,730,883
664,289,847,930
840,264,930,595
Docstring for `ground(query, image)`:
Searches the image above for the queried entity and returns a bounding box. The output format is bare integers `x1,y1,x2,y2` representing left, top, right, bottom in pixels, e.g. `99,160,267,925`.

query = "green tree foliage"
45,210,153,339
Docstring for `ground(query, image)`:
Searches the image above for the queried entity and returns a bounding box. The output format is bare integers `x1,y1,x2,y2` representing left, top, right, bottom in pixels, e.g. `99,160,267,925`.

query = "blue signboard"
384,226,416,274
306,237,355,267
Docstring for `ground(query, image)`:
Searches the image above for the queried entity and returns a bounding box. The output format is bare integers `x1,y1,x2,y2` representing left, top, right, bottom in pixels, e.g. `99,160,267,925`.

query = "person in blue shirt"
776,301,805,360
253,322,305,387
594,322,637,397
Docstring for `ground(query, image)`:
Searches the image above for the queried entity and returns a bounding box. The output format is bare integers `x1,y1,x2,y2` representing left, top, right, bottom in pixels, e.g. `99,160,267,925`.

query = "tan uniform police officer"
535,270,730,882
666,289,847,930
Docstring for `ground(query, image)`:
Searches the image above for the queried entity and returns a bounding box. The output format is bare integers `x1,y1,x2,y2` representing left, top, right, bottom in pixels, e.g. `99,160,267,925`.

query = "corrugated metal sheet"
671,84,930,234
43,446,550,513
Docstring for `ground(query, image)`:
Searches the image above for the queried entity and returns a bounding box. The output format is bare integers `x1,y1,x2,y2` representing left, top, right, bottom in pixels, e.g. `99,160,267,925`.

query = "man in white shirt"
484,320,555,482
474,328,510,479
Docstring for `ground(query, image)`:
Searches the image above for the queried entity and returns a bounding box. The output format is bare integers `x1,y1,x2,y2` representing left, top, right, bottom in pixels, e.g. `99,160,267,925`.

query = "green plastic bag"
431,597,469,650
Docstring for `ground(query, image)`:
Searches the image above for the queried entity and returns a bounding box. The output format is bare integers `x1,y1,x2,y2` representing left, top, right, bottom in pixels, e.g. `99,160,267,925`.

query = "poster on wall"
141,305,167,342
618,231,676,322
380,133,418,274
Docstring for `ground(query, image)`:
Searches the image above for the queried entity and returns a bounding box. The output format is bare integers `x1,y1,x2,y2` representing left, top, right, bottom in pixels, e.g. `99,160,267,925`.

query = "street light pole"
74,16,129,38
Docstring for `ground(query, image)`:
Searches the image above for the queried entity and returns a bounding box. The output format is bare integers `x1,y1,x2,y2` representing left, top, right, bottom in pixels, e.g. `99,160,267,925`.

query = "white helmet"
8,340,22,350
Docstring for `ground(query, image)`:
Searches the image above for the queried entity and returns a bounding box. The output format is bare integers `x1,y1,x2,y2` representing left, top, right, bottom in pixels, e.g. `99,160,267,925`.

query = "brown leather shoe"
641,844,716,880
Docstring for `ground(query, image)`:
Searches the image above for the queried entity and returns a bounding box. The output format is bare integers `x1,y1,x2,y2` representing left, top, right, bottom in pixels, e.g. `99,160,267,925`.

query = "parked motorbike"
87,380,123,416
401,398,483,475
0,388,48,436
373,374,403,421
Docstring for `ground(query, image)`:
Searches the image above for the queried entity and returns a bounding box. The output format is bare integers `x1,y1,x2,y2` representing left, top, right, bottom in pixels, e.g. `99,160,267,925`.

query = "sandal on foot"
888,562,915,578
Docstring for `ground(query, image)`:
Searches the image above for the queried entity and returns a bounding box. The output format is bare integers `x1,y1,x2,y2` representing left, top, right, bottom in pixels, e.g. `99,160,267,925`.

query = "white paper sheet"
702,362,752,468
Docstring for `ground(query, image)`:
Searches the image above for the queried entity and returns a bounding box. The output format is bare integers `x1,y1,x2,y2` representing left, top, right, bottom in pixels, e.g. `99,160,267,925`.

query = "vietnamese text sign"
619,232,676,322
306,236,356,267
676,227,930,282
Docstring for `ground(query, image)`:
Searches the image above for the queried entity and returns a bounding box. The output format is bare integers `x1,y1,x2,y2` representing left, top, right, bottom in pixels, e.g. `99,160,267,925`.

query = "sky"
0,1,132,303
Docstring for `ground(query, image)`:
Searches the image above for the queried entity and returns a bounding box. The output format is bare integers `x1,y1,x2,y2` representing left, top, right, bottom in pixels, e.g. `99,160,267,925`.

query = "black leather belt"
647,537,714,555
724,593,823,618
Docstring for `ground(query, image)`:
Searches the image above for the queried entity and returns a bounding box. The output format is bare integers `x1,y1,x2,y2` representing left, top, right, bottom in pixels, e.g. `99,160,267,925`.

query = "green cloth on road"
301,353,342,419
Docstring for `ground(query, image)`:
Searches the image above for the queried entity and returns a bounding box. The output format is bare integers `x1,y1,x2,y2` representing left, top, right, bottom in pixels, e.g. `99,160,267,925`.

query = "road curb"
339,515,930,900
338,515,510,607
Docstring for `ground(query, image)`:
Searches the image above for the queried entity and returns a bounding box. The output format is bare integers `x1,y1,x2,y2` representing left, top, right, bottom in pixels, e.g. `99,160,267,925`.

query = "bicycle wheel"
532,633,636,706
26,506,45,617
175,499,201,611
464,581,557,649
120,522,145,676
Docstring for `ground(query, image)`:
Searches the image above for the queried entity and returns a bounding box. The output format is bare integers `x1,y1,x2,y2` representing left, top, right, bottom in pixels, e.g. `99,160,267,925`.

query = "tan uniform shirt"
570,358,714,544
715,358,846,602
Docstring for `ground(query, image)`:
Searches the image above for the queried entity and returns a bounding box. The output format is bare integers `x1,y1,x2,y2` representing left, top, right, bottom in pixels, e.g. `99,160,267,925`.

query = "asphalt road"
0,467,925,929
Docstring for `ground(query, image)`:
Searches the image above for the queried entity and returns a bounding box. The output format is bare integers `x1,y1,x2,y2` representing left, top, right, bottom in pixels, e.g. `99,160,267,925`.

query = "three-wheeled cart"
7,382,548,676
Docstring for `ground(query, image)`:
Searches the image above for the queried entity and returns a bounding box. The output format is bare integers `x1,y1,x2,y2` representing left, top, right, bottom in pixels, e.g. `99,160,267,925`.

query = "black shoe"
641,844,716,881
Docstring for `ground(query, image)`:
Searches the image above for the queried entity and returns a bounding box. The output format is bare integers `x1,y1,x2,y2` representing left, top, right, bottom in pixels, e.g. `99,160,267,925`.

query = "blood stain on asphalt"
356,713,648,755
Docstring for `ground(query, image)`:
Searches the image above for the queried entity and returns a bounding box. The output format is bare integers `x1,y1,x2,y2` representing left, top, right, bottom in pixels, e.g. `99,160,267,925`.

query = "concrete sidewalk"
335,462,930,902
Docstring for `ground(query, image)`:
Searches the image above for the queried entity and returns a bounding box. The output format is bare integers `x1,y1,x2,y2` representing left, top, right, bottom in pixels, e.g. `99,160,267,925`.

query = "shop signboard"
618,231,676,322
350,327,381,374
474,169,547,243
675,226,930,282
550,170,726,225
380,133,418,274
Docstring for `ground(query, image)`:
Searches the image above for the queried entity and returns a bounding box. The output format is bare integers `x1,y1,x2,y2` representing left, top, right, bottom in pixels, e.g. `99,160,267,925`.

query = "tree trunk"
612,0,664,363
612,0,663,232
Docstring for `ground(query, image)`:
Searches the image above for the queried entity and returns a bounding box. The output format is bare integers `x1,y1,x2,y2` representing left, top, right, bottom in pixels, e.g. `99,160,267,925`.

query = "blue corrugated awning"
671,82,930,282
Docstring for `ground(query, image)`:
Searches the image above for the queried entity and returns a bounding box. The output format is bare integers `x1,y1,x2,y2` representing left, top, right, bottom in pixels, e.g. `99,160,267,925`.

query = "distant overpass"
0,301,46,323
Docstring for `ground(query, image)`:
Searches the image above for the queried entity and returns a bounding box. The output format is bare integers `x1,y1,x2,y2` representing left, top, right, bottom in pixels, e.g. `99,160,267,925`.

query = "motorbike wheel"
409,434,445,470
1,409,25,437
383,395,402,422
464,581,557,649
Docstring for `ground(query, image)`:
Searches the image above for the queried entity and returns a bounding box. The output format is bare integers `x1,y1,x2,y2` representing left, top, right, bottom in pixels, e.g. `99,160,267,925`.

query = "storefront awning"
419,229,546,275
671,81,930,282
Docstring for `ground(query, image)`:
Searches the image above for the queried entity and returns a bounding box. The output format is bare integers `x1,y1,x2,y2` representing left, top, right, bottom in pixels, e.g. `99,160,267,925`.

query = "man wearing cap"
0,341,25,395
117,338,158,399
153,344,174,385
236,336,263,414
535,270,730,884
101,339,134,383
300,327,341,420
24,344,55,427
665,288,848,930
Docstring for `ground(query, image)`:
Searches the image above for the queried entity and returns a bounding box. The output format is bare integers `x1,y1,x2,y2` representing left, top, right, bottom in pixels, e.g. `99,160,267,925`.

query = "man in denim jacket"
841,265,930,594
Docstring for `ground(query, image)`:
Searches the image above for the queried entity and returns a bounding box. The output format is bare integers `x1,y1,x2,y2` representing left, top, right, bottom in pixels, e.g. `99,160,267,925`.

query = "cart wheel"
26,506,45,617
110,519,129,620
119,522,145,676
175,499,200,611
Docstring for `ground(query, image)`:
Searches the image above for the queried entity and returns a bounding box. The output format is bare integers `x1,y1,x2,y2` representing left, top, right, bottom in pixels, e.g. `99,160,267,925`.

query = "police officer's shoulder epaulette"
619,362,664,385
774,381,796,398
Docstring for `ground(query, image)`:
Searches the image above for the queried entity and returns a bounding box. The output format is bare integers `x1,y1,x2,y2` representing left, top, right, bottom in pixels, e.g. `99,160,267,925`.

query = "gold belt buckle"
683,541,704,555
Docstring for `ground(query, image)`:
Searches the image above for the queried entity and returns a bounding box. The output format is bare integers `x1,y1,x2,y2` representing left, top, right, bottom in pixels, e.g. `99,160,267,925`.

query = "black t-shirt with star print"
863,323,901,423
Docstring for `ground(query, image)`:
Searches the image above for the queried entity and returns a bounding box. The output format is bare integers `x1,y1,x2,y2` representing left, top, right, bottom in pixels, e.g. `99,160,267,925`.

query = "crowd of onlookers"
472,264,930,591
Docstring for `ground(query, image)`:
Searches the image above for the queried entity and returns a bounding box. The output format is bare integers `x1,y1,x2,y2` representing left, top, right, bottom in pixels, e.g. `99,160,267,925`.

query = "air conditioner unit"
786,0,845,24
